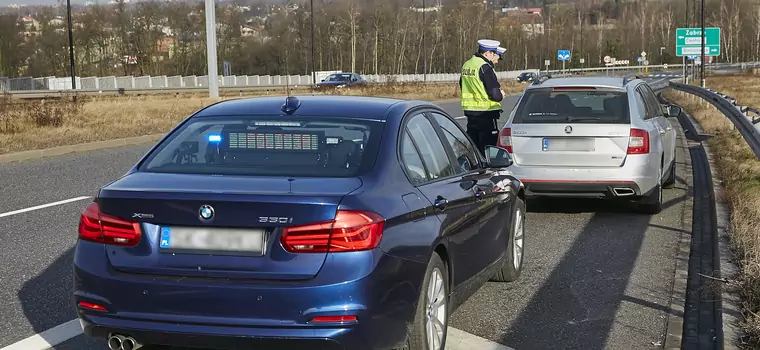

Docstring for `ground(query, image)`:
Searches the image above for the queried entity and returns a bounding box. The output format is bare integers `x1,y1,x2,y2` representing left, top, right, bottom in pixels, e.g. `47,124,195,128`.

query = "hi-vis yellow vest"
460,56,502,111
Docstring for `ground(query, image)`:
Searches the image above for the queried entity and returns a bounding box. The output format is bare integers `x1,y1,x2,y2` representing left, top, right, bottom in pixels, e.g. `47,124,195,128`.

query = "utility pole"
66,0,76,90
310,0,316,86
204,0,219,98
700,0,705,87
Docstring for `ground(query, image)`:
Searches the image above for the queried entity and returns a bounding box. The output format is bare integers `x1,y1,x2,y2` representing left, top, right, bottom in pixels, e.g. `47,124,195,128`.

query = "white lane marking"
448,327,517,350
456,116,467,120
0,319,82,350
0,196,91,218
1,319,516,350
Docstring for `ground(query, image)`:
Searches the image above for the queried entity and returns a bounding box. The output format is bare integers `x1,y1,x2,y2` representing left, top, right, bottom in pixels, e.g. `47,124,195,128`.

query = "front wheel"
403,253,449,350
491,197,526,282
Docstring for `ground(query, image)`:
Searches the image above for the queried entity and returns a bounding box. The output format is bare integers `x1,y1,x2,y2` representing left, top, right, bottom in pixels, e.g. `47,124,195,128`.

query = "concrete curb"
0,134,164,165
681,108,745,350
663,112,693,350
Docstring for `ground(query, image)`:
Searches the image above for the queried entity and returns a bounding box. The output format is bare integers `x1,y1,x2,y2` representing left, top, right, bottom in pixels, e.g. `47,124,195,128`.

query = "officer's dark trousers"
465,110,501,155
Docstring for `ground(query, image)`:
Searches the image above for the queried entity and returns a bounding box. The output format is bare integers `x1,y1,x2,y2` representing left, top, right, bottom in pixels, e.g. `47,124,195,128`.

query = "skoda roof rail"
532,74,552,85
623,73,641,86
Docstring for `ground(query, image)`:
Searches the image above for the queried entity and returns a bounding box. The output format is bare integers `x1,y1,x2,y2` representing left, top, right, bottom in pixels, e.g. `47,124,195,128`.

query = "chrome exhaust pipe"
612,188,635,196
121,336,142,350
107,335,123,350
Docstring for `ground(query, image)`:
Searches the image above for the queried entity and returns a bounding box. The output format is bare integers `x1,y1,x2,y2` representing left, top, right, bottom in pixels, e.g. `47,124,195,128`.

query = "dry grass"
0,80,525,155
664,75,760,347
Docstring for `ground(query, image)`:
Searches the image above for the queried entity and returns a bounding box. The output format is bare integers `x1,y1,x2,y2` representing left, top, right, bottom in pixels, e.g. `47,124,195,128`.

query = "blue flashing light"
208,134,222,142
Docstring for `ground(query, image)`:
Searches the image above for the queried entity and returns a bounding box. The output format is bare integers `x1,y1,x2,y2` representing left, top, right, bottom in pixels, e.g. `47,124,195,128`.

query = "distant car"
517,72,537,83
74,95,527,350
496,74,679,214
314,72,367,89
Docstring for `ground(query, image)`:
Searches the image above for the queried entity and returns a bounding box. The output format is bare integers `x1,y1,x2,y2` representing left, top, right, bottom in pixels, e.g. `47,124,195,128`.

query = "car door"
638,84,674,170
429,111,509,274
642,84,675,169
403,112,483,289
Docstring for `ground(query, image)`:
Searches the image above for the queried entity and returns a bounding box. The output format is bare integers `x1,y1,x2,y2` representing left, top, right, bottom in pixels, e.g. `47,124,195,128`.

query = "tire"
403,253,449,350
637,167,664,214
663,153,677,188
491,197,526,283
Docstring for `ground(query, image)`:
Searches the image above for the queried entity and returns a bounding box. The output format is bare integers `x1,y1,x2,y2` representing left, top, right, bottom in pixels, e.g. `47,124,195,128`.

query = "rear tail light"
310,315,358,323
497,127,512,153
281,210,385,253
78,202,142,246
78,301,108,311
627,128,650,154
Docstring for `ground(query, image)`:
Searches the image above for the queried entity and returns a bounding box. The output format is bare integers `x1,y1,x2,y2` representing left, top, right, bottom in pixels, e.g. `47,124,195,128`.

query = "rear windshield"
512,87,630,124
139,116,383,177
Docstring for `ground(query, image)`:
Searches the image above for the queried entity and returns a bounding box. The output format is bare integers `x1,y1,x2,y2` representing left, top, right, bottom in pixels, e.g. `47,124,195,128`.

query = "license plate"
542,138,594,152
159,226,267,255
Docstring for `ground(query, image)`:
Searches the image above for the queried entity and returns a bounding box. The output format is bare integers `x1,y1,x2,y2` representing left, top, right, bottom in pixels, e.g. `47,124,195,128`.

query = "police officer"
460,39,505,154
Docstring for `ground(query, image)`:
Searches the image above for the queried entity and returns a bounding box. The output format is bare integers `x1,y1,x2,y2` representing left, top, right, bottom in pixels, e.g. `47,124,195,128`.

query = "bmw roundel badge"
199,205,215,220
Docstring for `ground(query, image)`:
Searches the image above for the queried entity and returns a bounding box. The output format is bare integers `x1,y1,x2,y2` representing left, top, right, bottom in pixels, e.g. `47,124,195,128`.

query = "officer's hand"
500,89,505,96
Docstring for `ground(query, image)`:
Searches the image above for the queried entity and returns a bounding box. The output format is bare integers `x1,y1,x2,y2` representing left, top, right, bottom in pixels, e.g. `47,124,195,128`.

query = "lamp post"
66,0,76,90
310,0,316,86
700,0,705,87
423,0,426,82
204,0,219,98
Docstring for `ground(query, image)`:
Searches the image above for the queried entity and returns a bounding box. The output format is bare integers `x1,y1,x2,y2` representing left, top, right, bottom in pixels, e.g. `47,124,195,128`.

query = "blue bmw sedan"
73,95,526,350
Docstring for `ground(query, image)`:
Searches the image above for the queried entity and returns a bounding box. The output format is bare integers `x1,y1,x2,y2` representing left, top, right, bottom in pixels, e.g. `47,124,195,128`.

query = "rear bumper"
509,155,659,198
73,241,426,350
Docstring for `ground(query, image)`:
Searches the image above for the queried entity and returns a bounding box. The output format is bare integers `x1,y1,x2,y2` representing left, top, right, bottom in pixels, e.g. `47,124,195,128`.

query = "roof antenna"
284,54,291,97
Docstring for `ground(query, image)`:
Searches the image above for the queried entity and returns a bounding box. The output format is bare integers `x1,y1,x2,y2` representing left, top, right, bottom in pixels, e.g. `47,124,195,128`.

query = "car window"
405,114,456,180
140,116,382,177
430,112,480,173
400,130,428,185
642,85,664,117
512,87,629,124
633,89,649,120
636,86,657,120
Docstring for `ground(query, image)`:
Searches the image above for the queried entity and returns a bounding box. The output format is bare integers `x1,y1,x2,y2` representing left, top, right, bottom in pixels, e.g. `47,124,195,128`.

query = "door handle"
434,196,449,210
474,187,486,199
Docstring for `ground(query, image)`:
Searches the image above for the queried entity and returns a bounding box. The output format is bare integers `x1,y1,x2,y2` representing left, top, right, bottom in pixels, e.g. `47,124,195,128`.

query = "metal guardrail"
670,81,760,160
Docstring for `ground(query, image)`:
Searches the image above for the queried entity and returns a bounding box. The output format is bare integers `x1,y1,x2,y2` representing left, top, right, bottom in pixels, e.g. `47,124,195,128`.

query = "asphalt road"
0,77,691,350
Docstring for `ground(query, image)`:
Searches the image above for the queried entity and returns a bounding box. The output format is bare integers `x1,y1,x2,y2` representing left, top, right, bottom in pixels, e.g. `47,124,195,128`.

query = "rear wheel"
636,165,664,214
403,253,449,350
663,153,677,188
491,197,526,282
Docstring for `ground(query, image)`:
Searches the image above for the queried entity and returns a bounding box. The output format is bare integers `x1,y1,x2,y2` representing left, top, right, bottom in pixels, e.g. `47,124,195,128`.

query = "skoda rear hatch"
499,86,632,168
79,115,384,281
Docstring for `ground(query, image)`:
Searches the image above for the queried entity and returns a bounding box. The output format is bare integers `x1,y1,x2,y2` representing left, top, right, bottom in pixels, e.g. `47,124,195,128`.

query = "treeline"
0,0,758,78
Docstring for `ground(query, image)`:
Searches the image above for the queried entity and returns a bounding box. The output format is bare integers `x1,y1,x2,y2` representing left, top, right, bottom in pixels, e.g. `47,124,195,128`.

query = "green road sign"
676,27,721,56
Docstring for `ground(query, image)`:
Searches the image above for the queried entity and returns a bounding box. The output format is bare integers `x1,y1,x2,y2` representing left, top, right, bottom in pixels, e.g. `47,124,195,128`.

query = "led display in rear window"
227,132,320,151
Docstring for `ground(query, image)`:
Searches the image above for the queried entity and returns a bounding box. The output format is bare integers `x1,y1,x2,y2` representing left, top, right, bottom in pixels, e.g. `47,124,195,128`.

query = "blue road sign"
637,57,643,62
557,50,571,61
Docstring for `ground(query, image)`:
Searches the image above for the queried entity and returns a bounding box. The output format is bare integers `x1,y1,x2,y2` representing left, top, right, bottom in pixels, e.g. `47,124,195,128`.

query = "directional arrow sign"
676,27,721,57
557,50,571,61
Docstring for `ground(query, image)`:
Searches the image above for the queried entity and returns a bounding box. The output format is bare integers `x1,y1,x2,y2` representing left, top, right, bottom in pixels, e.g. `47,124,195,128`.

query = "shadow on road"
17,247,77,345
499,146,689,349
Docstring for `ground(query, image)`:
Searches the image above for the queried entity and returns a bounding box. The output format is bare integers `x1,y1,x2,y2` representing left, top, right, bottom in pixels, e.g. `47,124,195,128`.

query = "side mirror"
485,146,513,168
666,105,682,117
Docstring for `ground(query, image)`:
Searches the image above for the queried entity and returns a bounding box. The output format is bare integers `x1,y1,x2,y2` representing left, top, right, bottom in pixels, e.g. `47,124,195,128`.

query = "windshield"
325,74,352,82
139,116,383,177
512,87,630,124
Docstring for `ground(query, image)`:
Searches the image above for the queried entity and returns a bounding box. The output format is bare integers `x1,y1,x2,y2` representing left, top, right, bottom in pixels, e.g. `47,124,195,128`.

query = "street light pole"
204,0,219,98
310,0,316,86
65,0,76,90
700,0,705,87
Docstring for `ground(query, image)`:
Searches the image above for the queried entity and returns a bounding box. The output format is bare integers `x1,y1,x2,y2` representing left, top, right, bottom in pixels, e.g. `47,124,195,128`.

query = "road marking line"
0,196,91,218
0,319,82,350
0,319,515,350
